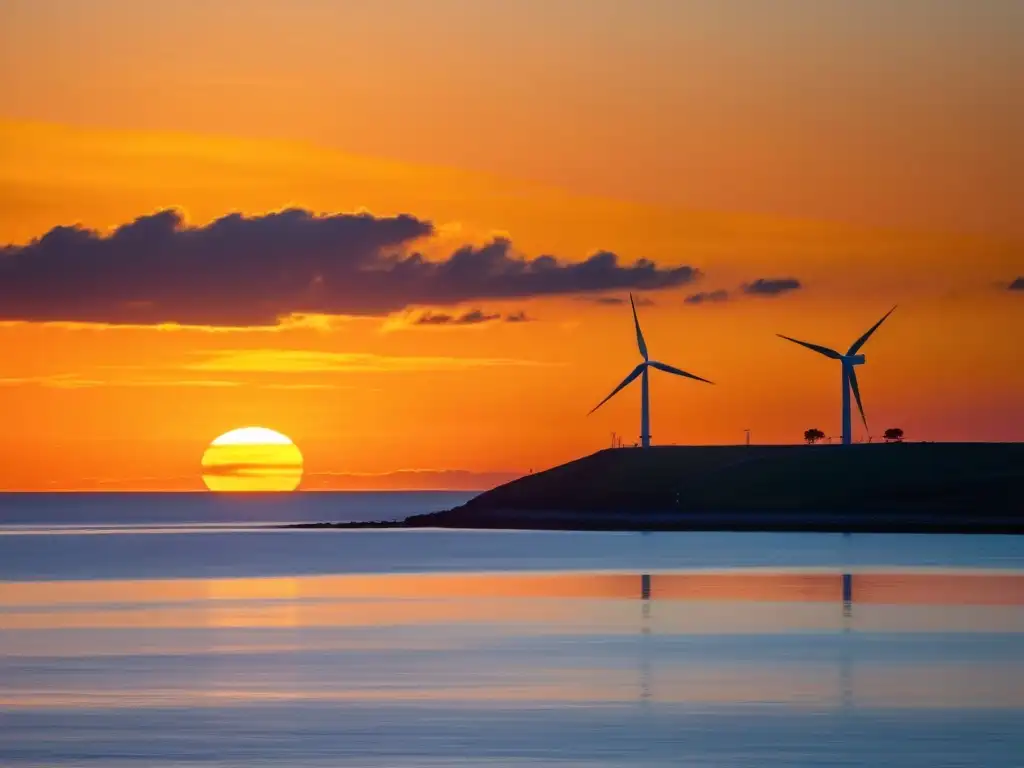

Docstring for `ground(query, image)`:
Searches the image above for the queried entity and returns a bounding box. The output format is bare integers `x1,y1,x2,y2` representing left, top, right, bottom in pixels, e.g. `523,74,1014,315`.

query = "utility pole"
744,429,751,446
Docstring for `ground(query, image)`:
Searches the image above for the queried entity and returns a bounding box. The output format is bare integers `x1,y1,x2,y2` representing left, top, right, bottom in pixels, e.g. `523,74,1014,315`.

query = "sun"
201,427,304,492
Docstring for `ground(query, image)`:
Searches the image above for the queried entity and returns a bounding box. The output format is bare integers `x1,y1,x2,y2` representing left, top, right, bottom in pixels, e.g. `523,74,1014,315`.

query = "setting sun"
200,427,303,492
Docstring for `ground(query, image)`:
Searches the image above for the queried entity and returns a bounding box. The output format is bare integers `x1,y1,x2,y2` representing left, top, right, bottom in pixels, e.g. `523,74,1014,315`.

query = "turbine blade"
649,360,714,385
847,305,897,355
630,293,649,361
776,334,842,359
849,367,868,431
588,363,646,415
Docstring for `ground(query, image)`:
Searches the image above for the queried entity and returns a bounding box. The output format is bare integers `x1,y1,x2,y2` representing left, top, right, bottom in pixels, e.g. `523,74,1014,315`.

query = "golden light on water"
201,427,303,492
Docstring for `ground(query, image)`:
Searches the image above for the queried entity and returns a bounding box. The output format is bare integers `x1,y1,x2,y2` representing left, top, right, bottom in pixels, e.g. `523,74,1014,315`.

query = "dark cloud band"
0,208,698,326
584,295,655,307
684,289,730,304
742,277,802,297
413,309,533,326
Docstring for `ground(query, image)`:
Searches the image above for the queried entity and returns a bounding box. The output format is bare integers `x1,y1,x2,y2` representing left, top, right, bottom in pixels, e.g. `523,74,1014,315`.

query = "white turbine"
588,293,713,448
777,306,897,446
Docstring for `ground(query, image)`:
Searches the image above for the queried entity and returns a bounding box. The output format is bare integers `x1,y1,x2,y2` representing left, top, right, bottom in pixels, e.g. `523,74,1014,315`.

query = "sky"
0,0,1021,490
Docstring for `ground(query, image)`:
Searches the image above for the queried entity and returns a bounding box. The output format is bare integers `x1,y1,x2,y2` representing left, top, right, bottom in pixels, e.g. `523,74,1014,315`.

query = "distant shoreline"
283,512,1024,535
286,442,1022,534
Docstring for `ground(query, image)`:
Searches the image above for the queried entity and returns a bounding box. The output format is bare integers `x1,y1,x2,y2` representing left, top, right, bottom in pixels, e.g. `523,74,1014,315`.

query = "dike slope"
398,443,1022,533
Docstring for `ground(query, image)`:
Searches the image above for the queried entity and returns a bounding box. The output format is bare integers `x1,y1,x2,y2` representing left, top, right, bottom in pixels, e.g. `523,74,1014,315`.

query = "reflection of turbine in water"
840,573,853,709
639,573,652,705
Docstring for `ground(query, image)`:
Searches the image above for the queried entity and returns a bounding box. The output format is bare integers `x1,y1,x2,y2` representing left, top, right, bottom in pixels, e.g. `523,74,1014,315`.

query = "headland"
291,442,1023,533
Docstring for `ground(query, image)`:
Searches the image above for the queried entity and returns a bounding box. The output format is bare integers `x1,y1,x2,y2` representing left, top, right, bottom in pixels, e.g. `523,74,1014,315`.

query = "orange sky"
0,1,1021,490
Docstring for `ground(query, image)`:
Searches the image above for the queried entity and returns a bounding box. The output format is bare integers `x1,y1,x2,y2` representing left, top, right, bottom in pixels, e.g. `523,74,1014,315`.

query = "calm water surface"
1,493,1022,766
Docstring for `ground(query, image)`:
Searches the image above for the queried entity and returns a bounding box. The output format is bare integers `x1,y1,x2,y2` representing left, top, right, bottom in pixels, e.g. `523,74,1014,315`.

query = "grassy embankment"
398,443,1022,532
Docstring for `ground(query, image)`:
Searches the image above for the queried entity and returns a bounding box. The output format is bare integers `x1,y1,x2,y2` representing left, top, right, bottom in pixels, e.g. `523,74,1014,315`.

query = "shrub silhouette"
804,428,825,445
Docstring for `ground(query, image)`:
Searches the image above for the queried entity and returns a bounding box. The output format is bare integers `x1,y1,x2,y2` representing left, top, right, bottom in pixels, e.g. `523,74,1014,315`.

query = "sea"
1,492,1023,767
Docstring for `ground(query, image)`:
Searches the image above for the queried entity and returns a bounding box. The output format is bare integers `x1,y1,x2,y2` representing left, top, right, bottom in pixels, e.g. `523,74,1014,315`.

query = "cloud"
0,373,243,389
261,382,342,390
115,379,242,388
1009,277,1024,291
742,277,803,297
0,374,104,389
583,295,655,306
684,289,730,305
188,349,550,373
411,308,533,326
0,208,699,327
0,371,353,390
200,463,302,478
414,309,501,326
0,313,372,335
303,468,519,491
63,468,518,492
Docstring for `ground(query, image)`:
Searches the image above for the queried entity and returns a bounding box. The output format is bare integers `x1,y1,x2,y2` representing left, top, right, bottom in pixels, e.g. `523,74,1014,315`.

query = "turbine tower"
777,306,897,446
589,293,713,448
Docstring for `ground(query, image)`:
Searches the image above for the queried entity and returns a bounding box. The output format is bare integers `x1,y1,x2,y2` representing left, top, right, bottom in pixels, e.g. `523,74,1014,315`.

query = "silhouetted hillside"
398,443,1022,532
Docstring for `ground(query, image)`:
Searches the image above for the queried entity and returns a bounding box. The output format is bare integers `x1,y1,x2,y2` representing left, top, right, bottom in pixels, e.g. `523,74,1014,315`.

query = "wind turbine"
777,306,896,446
589,293,713,448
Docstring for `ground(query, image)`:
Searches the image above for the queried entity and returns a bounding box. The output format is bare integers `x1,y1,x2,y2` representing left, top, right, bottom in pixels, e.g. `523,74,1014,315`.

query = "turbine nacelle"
844,354,866,366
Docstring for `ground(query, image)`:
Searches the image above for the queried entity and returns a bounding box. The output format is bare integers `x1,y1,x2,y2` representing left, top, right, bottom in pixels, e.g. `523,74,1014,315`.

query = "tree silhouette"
804,428,825,445
883,427,904,443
